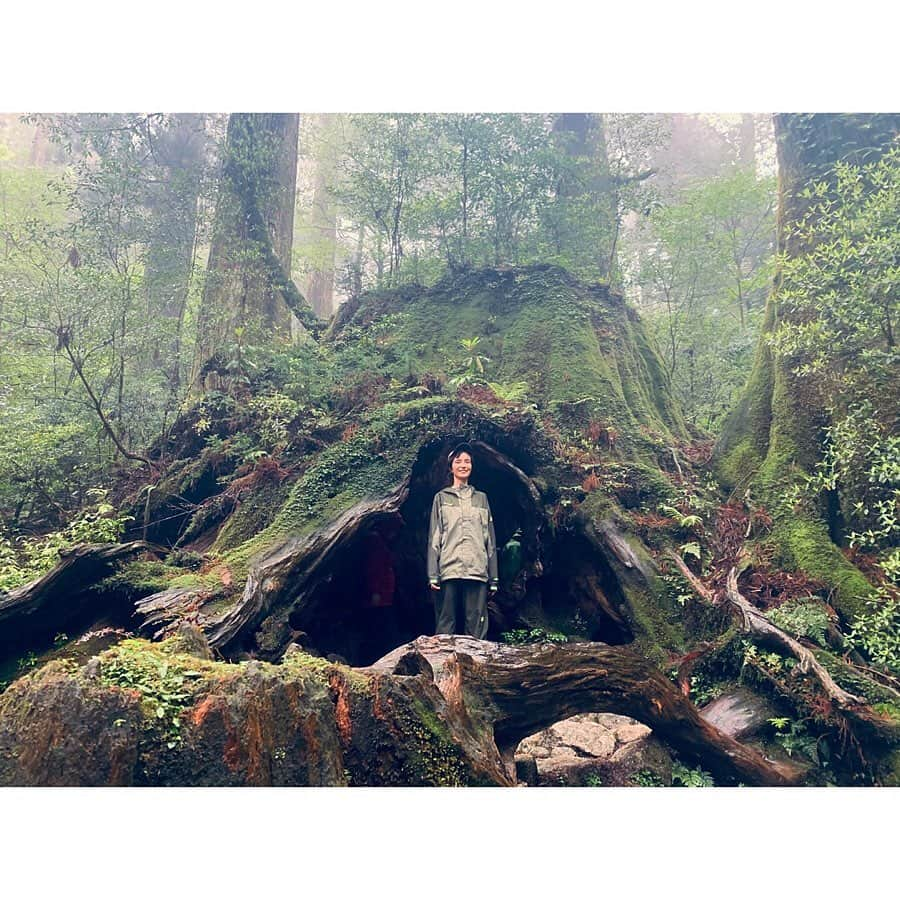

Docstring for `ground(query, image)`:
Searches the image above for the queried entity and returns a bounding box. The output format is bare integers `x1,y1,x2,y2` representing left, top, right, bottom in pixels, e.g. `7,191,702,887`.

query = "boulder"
515,712,673,787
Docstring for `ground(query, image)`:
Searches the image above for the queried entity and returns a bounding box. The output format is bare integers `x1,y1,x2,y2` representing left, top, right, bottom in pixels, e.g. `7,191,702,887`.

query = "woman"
427,442,498,638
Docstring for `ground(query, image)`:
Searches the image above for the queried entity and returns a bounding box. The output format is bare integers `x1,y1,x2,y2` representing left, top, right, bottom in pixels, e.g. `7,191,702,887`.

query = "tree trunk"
739,113,756,170
551,113,616,280
142,114,206,394
713,114,900,618
192,113,317,387
302,115,340,319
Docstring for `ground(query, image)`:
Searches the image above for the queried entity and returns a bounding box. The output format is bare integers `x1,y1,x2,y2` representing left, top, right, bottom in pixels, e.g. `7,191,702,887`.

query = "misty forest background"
0,113,777,537
0,112,898,770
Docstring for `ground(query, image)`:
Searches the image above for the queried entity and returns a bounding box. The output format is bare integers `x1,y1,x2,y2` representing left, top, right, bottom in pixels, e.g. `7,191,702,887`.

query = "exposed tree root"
207,486,409,652
667,550,863,707
723,567,863,707
371,635,802,786
0,542,153,631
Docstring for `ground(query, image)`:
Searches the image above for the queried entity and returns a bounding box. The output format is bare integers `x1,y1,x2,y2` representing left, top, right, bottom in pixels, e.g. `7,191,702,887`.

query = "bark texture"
0,632,800,786
714,114,900,617
193,113,318,385
0,542,151,659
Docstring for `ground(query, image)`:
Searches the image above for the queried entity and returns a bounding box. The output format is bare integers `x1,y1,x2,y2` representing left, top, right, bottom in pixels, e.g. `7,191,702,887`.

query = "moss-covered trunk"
714,114,900,619
192,113,317,386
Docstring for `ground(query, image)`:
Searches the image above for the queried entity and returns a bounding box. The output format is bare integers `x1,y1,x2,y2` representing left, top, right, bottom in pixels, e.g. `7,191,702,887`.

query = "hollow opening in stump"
280,438,635,666
533,533,634,644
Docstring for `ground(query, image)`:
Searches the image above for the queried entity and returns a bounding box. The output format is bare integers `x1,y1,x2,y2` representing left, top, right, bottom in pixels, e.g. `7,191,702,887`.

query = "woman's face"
451,452,472,481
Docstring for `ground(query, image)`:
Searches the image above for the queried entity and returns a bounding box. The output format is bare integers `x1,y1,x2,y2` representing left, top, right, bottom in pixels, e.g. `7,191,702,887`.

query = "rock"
515,754,539,785
699,687,779,741
593,713,629,730
516,712,673,787
549,719,616,758
81,658,101,680
609,736,673,785
614,723,650,744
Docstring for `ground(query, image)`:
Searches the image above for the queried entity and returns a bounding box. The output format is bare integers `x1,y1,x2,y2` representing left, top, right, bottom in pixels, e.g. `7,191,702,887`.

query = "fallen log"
0,630,801,786
371,636,802,786
0,542,154,658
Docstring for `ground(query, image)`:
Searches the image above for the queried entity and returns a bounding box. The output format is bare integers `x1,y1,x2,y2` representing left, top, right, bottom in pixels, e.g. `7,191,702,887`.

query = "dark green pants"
434,579,488,639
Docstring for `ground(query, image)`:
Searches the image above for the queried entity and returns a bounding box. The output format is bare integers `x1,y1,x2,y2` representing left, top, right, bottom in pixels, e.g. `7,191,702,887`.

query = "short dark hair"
447,442,474,465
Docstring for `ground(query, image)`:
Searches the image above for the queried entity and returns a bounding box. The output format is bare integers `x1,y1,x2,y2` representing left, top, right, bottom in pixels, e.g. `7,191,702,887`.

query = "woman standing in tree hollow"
427,443,498,638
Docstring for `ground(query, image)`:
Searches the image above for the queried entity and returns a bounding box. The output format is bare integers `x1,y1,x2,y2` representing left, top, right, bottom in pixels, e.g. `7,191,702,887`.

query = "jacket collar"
443,483,474,497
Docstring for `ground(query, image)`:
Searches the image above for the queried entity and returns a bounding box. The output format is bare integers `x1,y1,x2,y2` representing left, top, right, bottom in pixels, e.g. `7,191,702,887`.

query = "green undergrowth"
96,638,223,747
812,648,900,712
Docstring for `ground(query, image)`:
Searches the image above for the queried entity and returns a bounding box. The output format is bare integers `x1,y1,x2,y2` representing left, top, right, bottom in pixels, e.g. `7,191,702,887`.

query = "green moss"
713,295,873,618
713,307,775,491
338,265,686,453
621,575,686,661
769,520,873,619
213,477,290,552
99,559,171,594
713,438,764,494
878,749,900,786
279,648,371,693
872,703,900,724
624,461,677,507
99,560,211,595
401,695,471,786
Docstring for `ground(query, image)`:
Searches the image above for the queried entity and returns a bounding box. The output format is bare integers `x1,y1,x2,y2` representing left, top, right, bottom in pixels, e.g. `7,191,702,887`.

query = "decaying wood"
135,587,214,639
371,635,802,786
0,542,153,653
667,550,864,707
595,519,645,572
204,485,410,651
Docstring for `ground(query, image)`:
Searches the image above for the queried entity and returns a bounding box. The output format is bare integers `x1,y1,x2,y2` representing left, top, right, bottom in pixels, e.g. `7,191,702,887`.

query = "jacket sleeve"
486,501,498,586
427,493,442,582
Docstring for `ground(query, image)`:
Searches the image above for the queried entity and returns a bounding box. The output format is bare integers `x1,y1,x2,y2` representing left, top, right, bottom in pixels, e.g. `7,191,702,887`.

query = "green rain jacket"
427,484,498,586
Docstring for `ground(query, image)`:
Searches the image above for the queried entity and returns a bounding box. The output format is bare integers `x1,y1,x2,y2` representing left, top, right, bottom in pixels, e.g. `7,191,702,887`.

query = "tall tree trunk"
714,113,900,619
551,113,616,280
739,113,756,170
143,114,206,394
302,115,339,320
193,113,316,388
